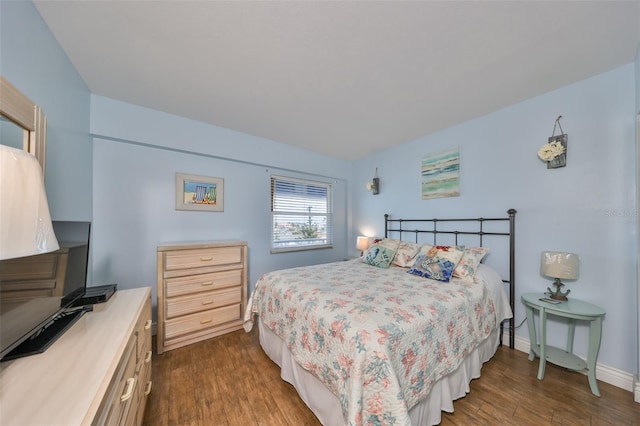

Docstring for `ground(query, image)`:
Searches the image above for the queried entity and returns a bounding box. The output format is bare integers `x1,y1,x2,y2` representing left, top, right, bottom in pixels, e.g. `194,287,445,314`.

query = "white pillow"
392,241,421,267
453,247,490,282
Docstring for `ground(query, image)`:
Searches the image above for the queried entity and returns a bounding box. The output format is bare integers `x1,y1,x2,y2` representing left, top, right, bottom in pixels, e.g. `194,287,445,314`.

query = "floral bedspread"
244,260,498,426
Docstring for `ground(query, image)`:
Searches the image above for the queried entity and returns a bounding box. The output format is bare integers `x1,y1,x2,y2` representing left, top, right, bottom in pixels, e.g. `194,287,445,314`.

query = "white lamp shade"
0,145,59,260
356,236,369,252
541,251,579,280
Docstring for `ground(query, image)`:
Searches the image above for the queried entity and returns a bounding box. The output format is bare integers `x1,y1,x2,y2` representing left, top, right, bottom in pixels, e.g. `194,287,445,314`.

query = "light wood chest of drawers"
157,241,248,354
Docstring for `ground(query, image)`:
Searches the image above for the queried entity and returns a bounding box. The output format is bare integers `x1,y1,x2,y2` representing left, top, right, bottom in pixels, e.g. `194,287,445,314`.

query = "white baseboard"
635,376,640,403
503,332,637,395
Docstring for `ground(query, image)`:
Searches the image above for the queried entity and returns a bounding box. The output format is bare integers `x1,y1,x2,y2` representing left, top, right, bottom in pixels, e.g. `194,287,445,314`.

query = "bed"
244,209,516,425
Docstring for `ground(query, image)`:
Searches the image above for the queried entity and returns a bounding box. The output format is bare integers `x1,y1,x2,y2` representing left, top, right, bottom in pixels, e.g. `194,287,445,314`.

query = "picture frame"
175,173,224,212
421,148,460,200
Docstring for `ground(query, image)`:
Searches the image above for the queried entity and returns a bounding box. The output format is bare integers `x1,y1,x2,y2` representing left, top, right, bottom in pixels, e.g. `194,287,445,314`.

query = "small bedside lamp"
541,251,579,301
0,145,59,260
356,236,369,256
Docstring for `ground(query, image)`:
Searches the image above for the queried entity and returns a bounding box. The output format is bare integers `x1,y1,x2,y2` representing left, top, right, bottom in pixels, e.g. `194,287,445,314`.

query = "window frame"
270,175,333,254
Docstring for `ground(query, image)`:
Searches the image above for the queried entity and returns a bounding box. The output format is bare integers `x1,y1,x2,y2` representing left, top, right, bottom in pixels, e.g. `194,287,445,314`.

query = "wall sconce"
356,236,370,256
541,251,579,301
538,115,567,169
366,168,379,195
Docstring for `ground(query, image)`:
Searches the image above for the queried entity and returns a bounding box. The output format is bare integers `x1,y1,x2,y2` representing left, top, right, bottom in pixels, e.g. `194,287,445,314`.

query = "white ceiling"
34,1,640,161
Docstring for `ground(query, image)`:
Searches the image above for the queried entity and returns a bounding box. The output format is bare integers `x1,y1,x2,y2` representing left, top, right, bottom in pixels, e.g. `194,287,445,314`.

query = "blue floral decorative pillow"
363,239,399,268
407,245,465,282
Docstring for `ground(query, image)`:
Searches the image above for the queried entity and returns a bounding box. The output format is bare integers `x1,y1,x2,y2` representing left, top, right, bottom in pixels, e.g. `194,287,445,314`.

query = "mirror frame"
0,76,47,176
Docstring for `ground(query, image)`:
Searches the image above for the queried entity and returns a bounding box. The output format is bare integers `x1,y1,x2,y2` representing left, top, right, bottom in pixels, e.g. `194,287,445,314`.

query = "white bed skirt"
258,319,502,426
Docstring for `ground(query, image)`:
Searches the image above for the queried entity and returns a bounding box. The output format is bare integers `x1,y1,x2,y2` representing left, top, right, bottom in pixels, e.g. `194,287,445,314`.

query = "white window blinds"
271,175,333,252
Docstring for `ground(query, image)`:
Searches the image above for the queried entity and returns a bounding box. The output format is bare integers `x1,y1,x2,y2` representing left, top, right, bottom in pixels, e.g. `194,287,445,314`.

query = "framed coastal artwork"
175,173,224,212
421,148,460,200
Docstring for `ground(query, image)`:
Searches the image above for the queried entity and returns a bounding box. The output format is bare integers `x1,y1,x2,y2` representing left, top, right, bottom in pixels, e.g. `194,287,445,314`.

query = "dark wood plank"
144,329,640,426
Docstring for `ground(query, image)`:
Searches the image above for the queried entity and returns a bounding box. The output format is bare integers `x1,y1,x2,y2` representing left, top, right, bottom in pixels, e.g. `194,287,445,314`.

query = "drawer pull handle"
144,319,152,330
202,300,214,305
200,319,212,325
144,381,153,396
201,281,213,286
200,256,213,261
121,378,136,402
145,350,152,363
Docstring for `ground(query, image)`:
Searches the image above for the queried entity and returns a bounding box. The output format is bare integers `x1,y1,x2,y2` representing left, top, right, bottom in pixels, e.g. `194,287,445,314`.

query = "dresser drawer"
0,287,57,306
163,246,242,272
164,304,241,341
165,286,241,319
134,354,153,426
96,333,138,426
165,269,242,298
134,297,152,364
0,282,59,310
0,245,74,304
0,254,59,281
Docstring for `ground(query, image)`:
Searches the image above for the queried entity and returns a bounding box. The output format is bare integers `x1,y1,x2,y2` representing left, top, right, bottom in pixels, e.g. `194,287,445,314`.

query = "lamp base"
547,279,570,301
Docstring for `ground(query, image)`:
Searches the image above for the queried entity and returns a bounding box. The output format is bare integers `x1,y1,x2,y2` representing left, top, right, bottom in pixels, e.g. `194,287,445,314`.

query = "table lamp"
541,251,579,301
356,236,369,256
0,145,59,260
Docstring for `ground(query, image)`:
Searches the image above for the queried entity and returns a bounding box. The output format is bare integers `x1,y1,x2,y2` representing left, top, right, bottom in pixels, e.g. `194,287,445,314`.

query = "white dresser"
0,287,153,425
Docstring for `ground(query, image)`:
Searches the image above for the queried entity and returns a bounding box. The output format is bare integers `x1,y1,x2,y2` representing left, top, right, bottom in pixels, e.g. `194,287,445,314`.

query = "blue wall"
3,0,638,378
90,96,352,314
0,0,92,221
353,64,638,375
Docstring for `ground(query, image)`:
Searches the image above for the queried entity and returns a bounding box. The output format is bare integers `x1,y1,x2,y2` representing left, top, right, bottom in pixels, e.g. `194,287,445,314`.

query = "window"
271,175,333,252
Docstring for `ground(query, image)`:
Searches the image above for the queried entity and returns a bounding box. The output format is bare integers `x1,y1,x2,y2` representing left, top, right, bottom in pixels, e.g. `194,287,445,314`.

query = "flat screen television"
0,221,91,361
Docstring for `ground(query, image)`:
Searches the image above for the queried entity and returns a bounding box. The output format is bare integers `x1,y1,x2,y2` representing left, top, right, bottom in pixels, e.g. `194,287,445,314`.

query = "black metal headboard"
384,208,517,349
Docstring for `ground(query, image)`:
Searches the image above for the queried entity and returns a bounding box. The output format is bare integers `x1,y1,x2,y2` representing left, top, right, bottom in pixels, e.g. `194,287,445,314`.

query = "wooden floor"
143,329,640,425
